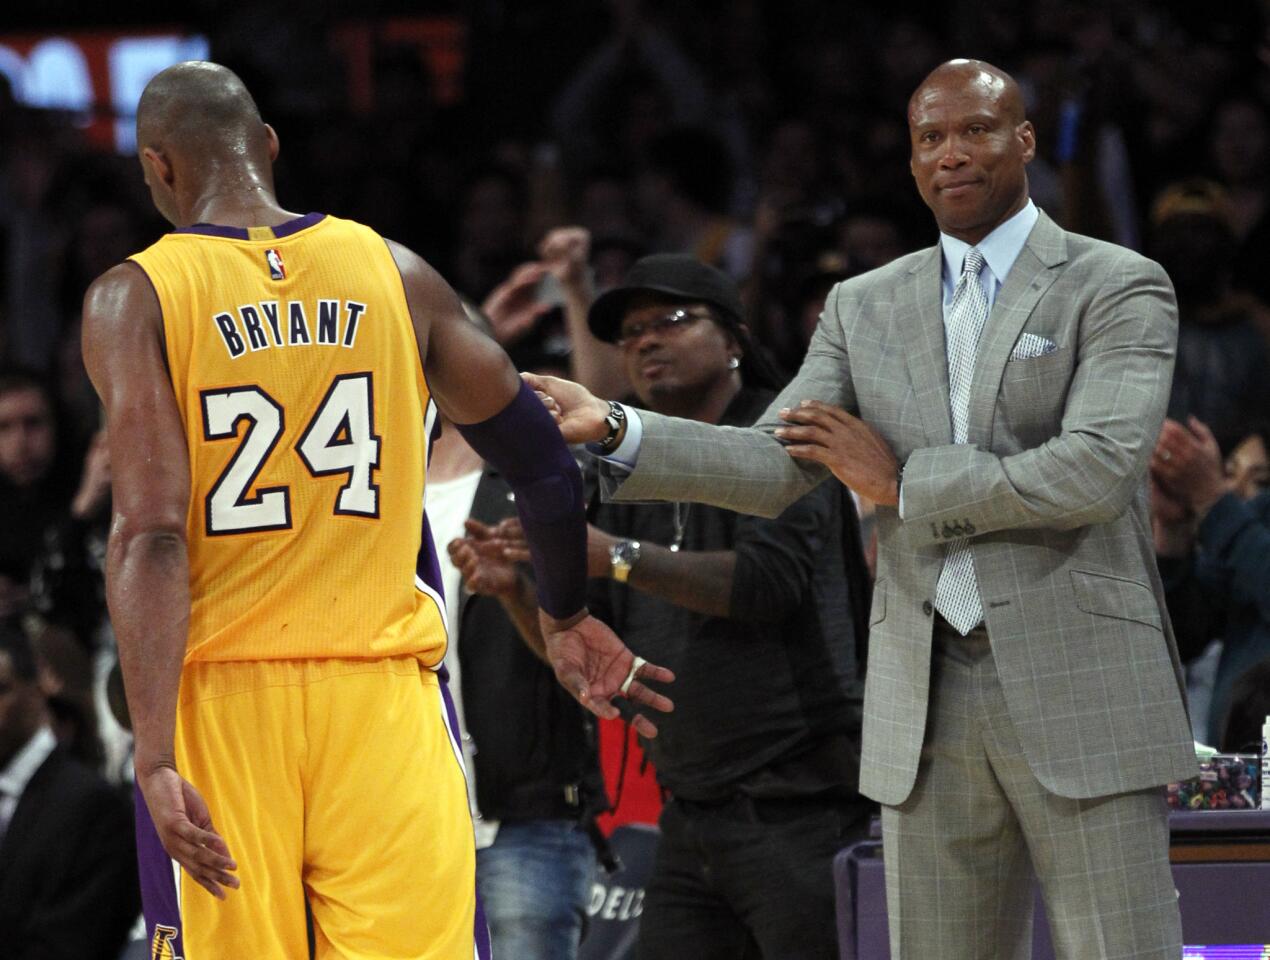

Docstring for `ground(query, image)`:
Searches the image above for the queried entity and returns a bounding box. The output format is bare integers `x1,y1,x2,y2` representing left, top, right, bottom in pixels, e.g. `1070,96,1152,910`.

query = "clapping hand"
447,519,524,598
538,227,592,296
481,263,554,347
476,515,613,579
1151,416,1233,519
481,227,594,349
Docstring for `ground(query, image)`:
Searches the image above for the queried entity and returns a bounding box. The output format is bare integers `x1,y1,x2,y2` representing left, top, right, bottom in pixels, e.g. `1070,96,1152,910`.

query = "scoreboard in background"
0,31,210,152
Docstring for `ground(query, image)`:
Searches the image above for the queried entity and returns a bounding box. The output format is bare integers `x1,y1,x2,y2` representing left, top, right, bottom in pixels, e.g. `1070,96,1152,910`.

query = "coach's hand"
138,764,239,899
540,610,674,738
521,372,612,446
776,400,900,505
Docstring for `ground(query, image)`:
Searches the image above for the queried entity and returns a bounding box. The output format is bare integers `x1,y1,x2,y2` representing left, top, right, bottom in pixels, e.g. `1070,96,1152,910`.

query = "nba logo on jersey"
265,248,286,280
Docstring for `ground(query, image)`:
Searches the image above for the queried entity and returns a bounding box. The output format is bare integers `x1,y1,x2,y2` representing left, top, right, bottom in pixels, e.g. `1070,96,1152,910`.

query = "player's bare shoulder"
382,238,464,363
84,262,161,330
82,262,164,387
382,237,518,423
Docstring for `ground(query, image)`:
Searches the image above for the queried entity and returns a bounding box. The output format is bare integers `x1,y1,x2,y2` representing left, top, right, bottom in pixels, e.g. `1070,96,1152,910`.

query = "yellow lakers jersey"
129,213,446,665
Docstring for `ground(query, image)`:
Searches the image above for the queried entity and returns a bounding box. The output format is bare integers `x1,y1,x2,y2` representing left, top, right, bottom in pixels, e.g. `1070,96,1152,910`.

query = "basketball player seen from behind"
81,61,672,959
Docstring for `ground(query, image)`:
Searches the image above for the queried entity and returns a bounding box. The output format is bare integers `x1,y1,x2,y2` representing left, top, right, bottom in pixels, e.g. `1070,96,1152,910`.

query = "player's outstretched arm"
385,240,674,732
82,263,238,900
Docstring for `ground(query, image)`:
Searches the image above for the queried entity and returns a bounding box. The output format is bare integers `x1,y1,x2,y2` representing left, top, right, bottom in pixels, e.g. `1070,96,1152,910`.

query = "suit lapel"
900,245,953,445
0,749,57,871
966,211,1067,448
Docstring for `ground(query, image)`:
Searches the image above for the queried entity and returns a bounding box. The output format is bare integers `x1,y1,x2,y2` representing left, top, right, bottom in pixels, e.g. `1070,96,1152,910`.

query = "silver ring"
620,656,646,697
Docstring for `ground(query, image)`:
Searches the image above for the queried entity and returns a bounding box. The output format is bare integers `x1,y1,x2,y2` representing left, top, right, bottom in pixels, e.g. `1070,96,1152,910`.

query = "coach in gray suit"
529,60,1195,959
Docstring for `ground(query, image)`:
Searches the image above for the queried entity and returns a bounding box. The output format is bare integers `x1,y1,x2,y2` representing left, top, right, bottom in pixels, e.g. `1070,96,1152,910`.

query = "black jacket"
456,468,606,822
0,747,139,960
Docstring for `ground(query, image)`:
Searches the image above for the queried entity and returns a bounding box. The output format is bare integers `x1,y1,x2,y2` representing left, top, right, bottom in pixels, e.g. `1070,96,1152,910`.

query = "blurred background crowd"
1,0,1269,954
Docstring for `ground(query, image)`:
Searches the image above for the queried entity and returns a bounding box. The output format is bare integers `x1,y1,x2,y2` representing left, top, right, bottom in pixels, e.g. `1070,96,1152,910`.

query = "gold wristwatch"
609,539,642,583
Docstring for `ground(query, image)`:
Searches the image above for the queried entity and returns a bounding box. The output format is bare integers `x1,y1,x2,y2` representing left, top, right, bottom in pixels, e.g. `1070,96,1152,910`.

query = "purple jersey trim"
173,222,249,239
134,782,186,958
425,416,444,469
416,512,447,601
173,212,326,240
271,212,326,237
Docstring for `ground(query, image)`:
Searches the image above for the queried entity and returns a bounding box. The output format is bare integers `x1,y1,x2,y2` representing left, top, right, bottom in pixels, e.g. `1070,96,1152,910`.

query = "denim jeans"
476,819,596,960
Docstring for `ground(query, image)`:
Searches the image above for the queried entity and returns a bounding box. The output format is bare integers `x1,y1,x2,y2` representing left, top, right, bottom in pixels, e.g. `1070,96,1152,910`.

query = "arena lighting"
0,31,210,151
1182,947,1270,958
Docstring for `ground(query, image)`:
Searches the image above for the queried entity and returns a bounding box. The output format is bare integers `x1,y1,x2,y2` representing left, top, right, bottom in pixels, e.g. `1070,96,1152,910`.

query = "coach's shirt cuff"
586,404,643,470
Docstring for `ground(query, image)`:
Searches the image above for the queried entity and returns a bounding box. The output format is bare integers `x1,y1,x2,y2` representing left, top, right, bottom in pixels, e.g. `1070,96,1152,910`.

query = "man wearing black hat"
498,254,873,958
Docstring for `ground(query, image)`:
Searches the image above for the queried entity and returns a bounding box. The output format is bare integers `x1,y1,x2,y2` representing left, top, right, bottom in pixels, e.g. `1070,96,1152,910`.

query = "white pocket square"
1009,333,1058,361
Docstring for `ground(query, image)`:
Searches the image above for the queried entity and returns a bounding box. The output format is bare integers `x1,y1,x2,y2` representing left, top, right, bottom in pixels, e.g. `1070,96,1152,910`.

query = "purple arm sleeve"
455,380,587,619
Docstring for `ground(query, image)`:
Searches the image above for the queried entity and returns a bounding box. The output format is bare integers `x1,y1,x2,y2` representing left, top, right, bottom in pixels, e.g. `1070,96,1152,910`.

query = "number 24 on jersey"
200,372,381,535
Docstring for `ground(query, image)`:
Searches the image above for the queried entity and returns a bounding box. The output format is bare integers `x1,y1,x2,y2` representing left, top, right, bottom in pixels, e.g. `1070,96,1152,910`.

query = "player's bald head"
909,59,1026,125
136,61,269,167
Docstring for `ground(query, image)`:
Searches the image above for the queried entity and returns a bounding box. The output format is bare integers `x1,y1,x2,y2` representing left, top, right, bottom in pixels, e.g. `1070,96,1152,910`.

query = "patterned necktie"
935,247,988,634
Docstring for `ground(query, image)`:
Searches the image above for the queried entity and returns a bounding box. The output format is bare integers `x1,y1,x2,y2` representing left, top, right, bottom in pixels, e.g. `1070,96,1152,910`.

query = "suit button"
922,600,933,616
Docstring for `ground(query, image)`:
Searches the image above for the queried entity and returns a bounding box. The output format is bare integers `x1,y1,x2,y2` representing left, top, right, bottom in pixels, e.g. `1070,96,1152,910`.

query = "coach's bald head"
136,61,279,226
906,59,1035,243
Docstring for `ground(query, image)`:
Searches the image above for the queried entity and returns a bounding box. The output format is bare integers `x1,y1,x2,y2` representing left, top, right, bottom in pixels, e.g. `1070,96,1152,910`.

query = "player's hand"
137,764,239,900
521,372,611,445
776,400,900,505
539,610,674,738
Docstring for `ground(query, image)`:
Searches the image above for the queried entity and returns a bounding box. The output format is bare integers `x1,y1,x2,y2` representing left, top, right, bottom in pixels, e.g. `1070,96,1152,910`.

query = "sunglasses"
616,308,711,347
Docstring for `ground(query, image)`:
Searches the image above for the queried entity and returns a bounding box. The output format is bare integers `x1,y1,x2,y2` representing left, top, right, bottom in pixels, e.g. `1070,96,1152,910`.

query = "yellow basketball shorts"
134,656,488,959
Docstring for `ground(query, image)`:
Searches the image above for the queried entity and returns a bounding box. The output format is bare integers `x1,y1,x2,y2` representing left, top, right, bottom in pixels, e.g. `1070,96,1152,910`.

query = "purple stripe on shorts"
475,895,492,960
436,669,493,960
134,782,186,957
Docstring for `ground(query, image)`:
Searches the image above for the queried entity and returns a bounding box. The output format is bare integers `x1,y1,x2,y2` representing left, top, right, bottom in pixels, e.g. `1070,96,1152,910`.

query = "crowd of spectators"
1,0,1269,954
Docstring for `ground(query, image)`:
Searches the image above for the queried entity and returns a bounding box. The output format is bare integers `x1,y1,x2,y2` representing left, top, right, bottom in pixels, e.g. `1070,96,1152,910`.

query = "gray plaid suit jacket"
602,210,1197,806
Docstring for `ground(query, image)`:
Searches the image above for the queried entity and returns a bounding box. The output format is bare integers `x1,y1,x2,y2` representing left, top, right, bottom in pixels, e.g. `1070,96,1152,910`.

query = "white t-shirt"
427,468,500,849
